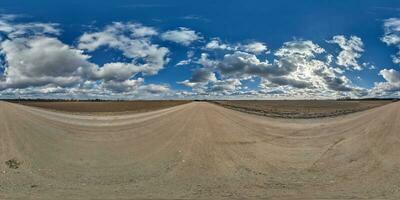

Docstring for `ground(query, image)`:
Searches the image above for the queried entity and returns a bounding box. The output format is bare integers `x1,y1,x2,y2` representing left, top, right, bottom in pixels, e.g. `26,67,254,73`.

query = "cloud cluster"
78,22,169,75
180,39,364,98
0,37,95,90
1,14,399,99
0,17,171,98
382,18,400,64
368,18,400,97
328,35,364,70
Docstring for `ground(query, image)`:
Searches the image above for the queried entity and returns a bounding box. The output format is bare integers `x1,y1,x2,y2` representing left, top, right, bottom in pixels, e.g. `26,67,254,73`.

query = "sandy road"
1,101,400,199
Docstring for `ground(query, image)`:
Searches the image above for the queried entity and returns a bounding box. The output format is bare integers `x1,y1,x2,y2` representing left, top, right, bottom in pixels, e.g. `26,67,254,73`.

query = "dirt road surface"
1,101,400,199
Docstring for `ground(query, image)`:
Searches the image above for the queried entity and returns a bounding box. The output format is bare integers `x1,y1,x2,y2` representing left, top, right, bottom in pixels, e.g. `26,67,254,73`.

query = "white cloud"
180,40,364,98
218,51,292,77
101,78,144,93
138,84,170,94
0,16,60,39
210,78,242,94
0,19,172,98
380,68,400,83
204,39,268,54
328,35,364,70
276,40,362,94
0,35,163,94
78,22,158,50
175,51,196,67
93,62,142,81
189,68,217,83
382,18,400,45
326,54,333,65
371,69,400,96
176,60,191,66
0,37,95,90
161,27,202,46
178,68,216,90
240,42,268,54
78,22,169,75
98,78,170,95
275,40,325,58
0,14,379,99
196,53,217,68
382,18,400,64
204,39,233,50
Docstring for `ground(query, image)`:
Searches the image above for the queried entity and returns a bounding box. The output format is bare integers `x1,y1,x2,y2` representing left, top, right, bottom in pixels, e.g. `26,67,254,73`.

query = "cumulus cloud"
180,39,363,97
101,78,144,93
178,68,216,89
0,37,95,90
218,51,294,78
0,14,383,99
189,68,217,83
138,84,170,94
218,52,267,75
210,78,242,94
328,35,364,70
161,27,202,46
372,69,400,93
93,62,142,81
78,22,169,76
314,67,353,92
268,40,326,89
0,18,172,98
180,76,242,96
275,40,361,94
380,68,400,83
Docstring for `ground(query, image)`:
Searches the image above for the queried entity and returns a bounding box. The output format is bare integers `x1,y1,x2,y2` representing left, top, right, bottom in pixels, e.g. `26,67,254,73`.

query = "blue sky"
0,0,400,99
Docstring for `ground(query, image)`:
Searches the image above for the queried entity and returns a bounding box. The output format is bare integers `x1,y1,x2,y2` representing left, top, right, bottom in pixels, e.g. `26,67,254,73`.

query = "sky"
0,0,400,99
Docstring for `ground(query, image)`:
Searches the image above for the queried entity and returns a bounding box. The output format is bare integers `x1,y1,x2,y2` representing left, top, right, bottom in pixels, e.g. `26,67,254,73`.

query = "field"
15,100,190,114
1,100,400,199
213,100,392,118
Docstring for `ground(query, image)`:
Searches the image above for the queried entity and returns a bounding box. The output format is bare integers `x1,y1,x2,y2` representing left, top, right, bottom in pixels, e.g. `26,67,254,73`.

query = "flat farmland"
15,100,190,114
213,100,392,118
